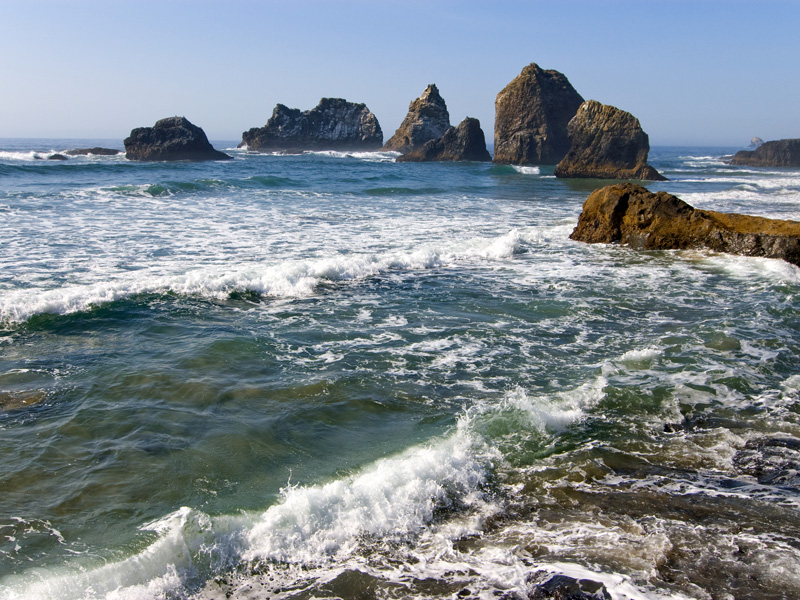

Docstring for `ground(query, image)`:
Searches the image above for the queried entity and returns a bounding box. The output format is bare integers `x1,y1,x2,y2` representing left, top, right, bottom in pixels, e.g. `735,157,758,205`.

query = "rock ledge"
570,183,800,266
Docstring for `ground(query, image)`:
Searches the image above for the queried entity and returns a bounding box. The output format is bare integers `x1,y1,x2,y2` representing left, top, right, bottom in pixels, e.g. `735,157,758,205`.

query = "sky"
1,0,798,146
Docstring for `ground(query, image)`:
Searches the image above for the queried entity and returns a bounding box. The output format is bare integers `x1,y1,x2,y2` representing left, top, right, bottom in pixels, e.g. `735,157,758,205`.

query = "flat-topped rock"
124,117,231,161
493,63,584,165
241,98,382,152
555,100,665,181
65,147,121,156
570,183,800,266
396,117,491,162
730,138,800,167
384,84,451,154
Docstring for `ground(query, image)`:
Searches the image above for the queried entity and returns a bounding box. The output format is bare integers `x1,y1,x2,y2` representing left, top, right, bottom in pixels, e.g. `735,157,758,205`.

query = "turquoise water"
1,142,800,599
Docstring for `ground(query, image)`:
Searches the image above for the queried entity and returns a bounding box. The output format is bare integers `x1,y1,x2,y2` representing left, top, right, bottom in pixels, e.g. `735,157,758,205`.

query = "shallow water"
1,141,799,599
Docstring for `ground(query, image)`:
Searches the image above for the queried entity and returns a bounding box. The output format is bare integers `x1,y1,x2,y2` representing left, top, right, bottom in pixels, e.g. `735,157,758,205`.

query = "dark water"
1,141,800,599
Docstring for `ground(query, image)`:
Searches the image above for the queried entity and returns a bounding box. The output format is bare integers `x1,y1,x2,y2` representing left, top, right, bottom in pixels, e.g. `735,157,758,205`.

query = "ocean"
1,140,799,600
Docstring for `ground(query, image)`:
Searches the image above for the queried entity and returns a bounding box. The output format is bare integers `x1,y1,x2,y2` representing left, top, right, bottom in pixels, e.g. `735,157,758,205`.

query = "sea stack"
384,84,451,154
240,98,383,152
493,63,584,165
396,117,491,162
554,100,665,181
570,183,800,266
124,117,231,161
730,138,800,168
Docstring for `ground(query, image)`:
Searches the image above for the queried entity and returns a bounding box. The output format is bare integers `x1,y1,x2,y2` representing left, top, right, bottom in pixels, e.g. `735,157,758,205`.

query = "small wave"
364,186,445,196
511,165,541,175
0,229,531,325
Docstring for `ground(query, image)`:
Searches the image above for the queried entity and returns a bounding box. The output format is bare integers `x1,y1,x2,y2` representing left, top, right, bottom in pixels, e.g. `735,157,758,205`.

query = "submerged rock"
46,153,68,160
730,138,800,168
395,117,491,162
528,573,611,600
570,183,800,266
733,436,800,490
493,63,584,165
240,98,383,152
65,147,121,156
384,84,451,154
124,117,231,161
555,100,665,181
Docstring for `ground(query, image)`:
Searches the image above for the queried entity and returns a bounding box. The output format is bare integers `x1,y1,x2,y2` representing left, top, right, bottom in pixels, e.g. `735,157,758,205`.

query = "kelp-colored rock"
730,138,800,168
384,84,451,154
555,100,665,181
570,183,800,266
125,117,231,161
241,98,382,152
395,117,491,163
493,63,584,165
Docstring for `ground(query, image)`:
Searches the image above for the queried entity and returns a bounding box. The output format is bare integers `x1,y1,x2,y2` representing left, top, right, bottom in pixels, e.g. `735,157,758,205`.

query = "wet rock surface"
570,183,800,266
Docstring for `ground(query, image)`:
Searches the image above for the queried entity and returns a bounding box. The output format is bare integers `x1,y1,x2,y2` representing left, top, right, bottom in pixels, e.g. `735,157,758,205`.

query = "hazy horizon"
2,0,798,147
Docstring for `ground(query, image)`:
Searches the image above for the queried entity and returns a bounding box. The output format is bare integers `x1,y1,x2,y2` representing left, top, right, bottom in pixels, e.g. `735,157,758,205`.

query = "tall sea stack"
493,63,584,165
554,100,666,181
384,84,451,154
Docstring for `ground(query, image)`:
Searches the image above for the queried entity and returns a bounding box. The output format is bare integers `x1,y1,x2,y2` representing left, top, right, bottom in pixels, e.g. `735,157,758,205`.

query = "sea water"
1,141,799,599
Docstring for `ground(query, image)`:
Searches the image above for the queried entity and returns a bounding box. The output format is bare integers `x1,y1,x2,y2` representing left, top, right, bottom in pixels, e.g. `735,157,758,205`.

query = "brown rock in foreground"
493,63,584,165
396,117,491,162
570,183,800,266
730,138,800,168
555,100,666,181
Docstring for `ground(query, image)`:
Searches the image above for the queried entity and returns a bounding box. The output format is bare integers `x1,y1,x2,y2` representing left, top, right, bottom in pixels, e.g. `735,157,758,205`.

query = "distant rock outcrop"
65,147,121,156
493,63,584,165
730,138,800,168
748,136,765,149
240,98,383,152
554,100,666,181
396,117,491,162
124,117,231,161
570,183,800,266
384,84,451,153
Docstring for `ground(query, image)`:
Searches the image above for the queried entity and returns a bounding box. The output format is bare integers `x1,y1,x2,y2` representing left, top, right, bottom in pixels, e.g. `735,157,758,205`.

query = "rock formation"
124,117,231,161
748,136,765,149
493,63,584,165
384,84,451,153
570,183,800,266
65,147,121,156
730,138,800,168
555,100,666,181
395,117,491,162
240,98,382,152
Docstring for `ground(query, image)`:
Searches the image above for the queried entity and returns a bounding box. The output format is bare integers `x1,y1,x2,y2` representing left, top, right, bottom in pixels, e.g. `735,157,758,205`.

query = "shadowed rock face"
730,138,800,167
395,117,491,163
384,84,451,153
570,183,800,266
555,100,665,181
124,117,231,161
493,63,584,165
240,98,383,152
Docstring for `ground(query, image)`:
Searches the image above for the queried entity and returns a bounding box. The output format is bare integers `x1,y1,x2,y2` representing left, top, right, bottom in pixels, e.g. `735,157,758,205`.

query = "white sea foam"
0,229,531,325
511,165,541,175
0,382,607,599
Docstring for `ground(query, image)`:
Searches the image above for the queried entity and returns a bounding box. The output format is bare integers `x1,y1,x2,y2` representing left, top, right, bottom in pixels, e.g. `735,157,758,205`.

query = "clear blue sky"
1,0,798,146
